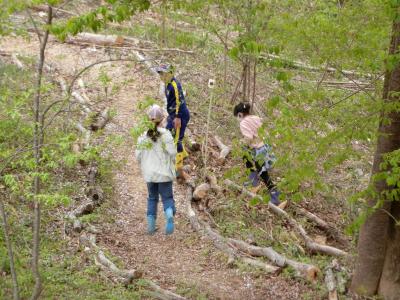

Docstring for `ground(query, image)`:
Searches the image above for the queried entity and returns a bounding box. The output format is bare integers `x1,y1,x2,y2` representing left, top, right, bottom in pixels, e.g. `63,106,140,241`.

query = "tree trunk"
242,60,248,101
30,6,52,300
351,18,400,298
378,201,400,299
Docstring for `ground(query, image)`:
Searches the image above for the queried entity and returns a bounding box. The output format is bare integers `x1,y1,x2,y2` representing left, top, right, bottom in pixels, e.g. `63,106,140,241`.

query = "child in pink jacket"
234,102,285,208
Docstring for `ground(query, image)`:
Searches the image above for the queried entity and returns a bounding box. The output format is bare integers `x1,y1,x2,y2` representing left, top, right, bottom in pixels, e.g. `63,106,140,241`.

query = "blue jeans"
166,109,190,153
146,182,176,217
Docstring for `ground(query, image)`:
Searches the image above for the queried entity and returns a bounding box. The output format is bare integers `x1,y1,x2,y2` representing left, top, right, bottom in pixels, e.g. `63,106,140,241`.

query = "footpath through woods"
0,35,322,299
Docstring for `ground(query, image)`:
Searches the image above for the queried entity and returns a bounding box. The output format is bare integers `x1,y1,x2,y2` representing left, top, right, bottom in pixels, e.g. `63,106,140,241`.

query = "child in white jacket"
135,105,177,235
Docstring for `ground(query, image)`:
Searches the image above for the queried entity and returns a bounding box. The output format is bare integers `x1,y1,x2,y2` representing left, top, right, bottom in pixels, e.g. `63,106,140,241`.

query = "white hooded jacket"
135,127,176,183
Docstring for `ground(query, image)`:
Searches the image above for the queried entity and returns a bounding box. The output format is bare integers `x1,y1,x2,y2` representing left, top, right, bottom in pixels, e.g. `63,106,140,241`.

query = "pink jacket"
240,115,265,148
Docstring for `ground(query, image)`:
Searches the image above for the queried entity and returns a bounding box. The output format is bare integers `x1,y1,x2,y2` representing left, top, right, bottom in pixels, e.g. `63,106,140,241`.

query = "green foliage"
50,0,151,40
0,206,143,299
130,96,159,146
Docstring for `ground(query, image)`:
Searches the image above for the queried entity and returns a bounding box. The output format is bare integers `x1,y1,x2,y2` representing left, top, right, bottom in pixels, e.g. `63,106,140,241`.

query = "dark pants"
166,109,190,153
146,182,176,217
243,151,276,191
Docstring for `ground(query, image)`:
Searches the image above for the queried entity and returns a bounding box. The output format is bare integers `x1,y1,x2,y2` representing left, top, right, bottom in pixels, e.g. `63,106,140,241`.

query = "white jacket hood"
135,128,176,183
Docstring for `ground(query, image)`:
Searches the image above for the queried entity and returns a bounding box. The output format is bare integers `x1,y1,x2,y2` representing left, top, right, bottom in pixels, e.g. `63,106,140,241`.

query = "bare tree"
30,5,53,300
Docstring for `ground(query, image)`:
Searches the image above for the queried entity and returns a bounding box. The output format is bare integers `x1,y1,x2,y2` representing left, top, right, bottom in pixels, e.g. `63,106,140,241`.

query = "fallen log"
193,183,211,200
325,264,338,300
77,79,92,104
75,123,90,148
30,4,76,17
185,129,200,152
241,257,281,274
146,281,187,300
261,53,376,80
0,51,25,69
213,136,231,161
294,206,348,245
206,174,221,193
224,179,348,257
66,200,95,233
86,165,104,205
227,238,319,282
80,234,142,284
71,91,91,114
67,32,125,46
185,185,279,273
11,54,24,69
90,108,111,131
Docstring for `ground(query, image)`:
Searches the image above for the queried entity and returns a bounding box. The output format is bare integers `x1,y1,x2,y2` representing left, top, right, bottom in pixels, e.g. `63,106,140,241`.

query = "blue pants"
166,110,190,153
146,182,176,217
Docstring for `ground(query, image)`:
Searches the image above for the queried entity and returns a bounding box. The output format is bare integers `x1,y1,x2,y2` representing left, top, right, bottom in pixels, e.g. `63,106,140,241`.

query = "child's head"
155,64,174,83
147,105,164,142
147,104,164,124
233,102,251,120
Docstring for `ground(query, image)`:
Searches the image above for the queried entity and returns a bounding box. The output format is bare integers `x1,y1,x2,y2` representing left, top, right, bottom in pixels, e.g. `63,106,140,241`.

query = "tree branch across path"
224,179,348,258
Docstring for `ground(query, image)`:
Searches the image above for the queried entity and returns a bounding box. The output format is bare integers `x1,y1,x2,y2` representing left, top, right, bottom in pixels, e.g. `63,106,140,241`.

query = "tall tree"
351,7,400,299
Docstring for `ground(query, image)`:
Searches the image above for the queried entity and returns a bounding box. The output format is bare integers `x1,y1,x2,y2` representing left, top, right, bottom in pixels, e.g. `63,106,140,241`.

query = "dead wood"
193,183,211,200
86,165,104,205
325,264,338,300
71,91,91,114
90,108,110,131
0,50,24,70
224,179,348,257
11,54,24,69
227,238,319,282
75,123,90,148
206,174,221,193
185,129,200,152
261,53,376,80
30,5,76,17
63,32,194,54
80,234,142,284
67,33,125,47
294,206,348,245
146,281,187,300
66,200,95,232
184,185,279,273
240,257,280,273
213,136,231,161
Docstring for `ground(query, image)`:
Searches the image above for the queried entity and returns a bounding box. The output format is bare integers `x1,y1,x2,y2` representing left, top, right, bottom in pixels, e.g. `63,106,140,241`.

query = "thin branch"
26,10,42,44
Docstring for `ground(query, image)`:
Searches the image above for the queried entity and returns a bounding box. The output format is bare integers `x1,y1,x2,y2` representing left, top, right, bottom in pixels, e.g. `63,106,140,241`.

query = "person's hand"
173,117,181,129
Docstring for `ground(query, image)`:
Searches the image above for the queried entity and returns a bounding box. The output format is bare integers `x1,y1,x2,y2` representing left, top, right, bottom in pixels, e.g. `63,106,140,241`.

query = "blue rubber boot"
244,171,260,187
164,207,174,235
270,190,281,206
147,215,156,235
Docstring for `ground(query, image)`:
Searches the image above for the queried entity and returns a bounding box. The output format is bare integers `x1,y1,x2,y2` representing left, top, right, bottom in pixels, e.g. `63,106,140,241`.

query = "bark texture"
351,19,400,298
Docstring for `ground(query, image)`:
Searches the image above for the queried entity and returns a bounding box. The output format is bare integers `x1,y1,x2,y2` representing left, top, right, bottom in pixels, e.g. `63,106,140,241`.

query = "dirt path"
97,57,268,300
1,35,313,300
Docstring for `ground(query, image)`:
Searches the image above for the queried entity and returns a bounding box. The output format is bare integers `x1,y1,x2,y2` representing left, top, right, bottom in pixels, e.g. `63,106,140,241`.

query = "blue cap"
155,64,173,73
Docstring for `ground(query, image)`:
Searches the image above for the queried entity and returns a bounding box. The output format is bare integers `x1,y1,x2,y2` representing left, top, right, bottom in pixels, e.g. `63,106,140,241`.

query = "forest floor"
0,32,330,299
